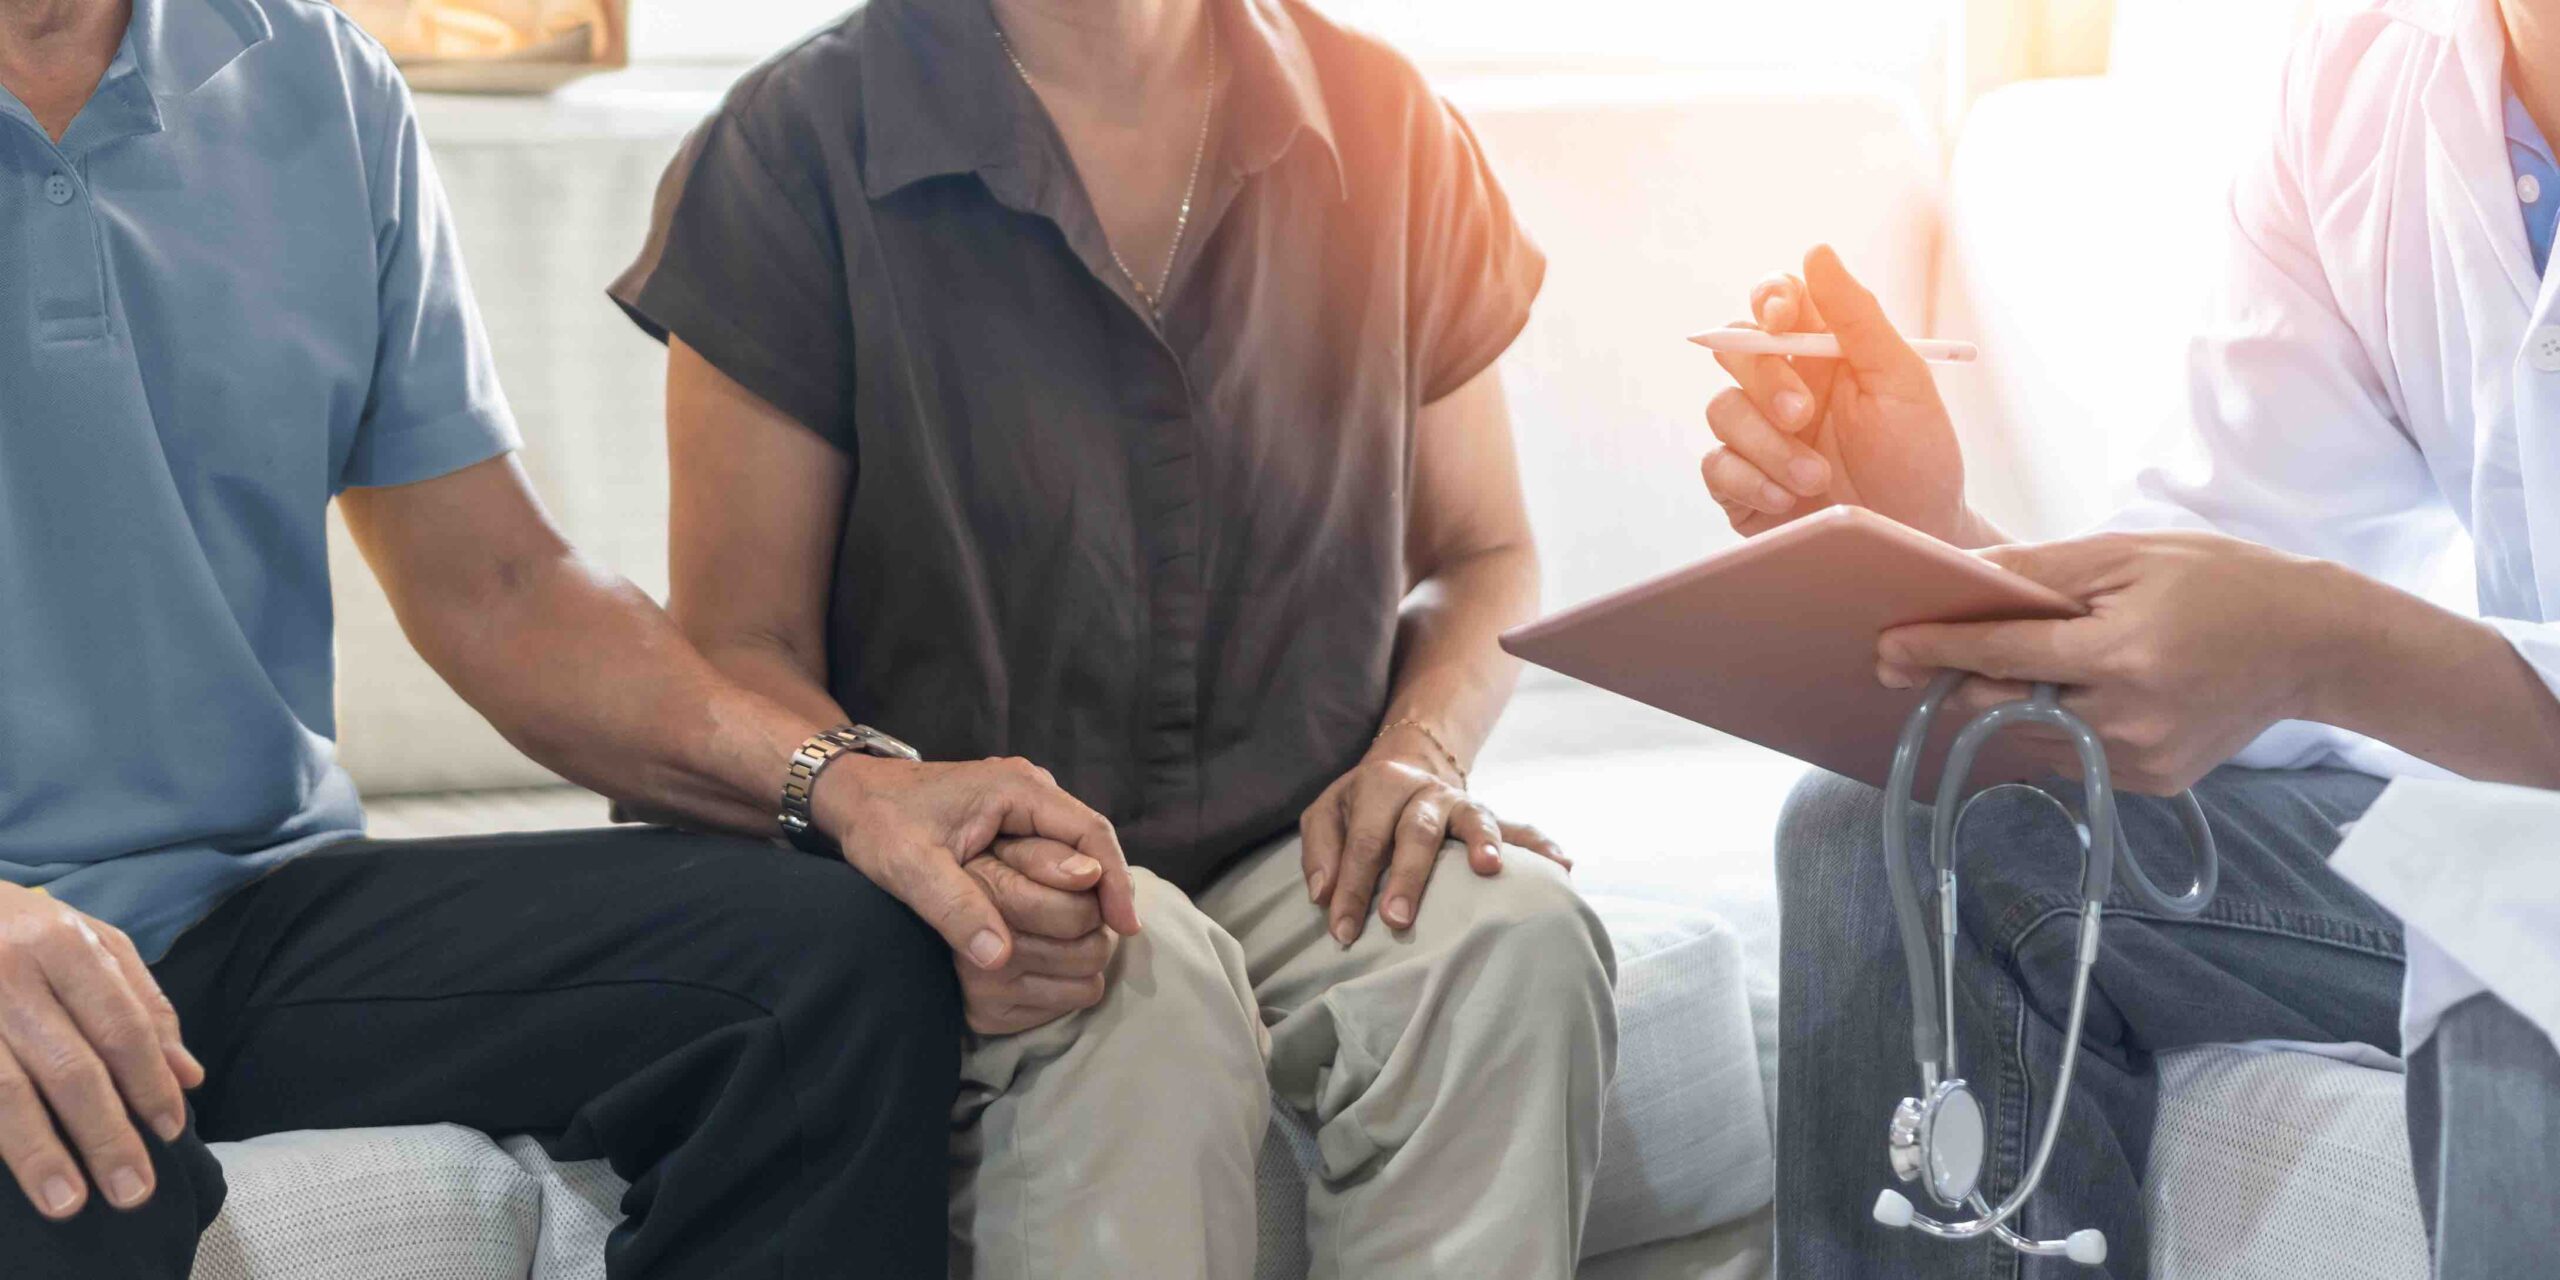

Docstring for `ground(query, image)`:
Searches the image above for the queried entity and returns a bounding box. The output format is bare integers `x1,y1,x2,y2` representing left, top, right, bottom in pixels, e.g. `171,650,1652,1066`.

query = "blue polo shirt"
0,0,517,958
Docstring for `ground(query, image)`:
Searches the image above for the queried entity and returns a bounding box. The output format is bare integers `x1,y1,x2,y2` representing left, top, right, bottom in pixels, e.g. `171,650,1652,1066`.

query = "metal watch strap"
778,725,919,855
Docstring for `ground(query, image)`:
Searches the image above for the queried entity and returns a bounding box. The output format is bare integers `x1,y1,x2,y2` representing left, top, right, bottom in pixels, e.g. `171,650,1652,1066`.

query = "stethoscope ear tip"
2066,1229,2108,1266
1873,1189,1916,1229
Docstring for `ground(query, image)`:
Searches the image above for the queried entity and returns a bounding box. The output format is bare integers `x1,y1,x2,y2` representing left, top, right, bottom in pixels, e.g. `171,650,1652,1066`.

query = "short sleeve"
1405,97,1545,404
339,71,521,490
610,88,855,448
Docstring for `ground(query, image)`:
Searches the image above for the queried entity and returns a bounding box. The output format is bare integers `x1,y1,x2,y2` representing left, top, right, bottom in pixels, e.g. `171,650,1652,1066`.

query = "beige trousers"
949,836,1618,1280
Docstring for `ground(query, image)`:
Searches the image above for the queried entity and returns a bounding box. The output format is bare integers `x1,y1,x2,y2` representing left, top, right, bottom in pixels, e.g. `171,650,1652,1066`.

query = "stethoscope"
1869,672,2220,1268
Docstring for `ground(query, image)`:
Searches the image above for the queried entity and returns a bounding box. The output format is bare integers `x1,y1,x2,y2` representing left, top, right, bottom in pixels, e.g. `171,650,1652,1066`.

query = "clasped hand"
815,756,1138,1036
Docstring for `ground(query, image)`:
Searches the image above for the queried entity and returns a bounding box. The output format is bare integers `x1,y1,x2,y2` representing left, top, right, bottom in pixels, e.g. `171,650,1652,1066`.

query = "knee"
1774,770,1888,905
1107,872,1264,1055
0,1130,224,1277
1778,772,2089,930
1456,854,1616,1032
1932,783,2090,922
1036,872,1268,1121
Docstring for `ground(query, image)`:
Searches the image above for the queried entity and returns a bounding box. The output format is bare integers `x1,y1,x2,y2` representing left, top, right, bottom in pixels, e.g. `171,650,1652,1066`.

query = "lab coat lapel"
2413,0,2560,618
2448,0,2560,621
2419,0,2540,310
2518,298,2560,622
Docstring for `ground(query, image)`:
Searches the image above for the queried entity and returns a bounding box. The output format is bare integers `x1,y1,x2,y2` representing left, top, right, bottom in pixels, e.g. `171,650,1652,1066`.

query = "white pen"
1688,328,1980,364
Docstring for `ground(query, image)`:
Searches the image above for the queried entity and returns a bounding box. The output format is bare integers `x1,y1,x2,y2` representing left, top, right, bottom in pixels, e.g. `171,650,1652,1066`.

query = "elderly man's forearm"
415,548,822,837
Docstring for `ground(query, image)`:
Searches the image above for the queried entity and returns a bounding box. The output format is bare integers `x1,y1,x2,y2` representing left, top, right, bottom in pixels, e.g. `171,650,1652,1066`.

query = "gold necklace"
994,14,1216,315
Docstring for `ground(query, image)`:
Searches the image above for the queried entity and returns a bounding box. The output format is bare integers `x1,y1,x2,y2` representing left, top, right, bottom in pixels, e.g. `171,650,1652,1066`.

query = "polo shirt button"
2522,173,2544,205
43,173,74,205
2532,325,2560,373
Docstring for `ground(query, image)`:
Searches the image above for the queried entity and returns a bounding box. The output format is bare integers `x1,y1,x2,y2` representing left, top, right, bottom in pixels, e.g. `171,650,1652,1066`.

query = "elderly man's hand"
0,884,205,1220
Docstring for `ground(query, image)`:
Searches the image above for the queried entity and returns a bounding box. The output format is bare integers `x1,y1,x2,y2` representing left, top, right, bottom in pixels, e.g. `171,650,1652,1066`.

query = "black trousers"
6,827,962,1278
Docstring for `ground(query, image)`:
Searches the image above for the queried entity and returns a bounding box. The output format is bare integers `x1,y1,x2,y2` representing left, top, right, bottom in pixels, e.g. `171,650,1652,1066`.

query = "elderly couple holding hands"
2,0,2554,1275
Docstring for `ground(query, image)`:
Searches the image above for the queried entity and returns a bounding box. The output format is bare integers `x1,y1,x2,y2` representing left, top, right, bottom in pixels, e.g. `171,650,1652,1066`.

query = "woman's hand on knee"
1299,743,1570,947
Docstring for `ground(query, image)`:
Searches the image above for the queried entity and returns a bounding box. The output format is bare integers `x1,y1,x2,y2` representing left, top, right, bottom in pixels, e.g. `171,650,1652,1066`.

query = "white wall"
1461,74,1940,617
630,0,1952,108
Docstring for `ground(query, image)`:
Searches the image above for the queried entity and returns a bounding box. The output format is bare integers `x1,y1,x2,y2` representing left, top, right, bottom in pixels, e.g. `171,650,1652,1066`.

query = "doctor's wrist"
2291,562,2426,729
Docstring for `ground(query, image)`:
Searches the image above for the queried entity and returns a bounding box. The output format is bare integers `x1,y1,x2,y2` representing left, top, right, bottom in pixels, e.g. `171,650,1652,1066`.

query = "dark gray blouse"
612,0,1543,891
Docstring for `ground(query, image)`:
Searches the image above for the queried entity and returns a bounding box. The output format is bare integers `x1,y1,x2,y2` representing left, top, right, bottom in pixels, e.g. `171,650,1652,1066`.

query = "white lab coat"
2330,779,2560,1055
2112,0,2560,1053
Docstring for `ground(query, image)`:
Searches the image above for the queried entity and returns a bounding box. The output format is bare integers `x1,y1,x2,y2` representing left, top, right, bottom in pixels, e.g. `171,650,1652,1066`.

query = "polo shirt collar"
132,0,271,100
857,0,1343,200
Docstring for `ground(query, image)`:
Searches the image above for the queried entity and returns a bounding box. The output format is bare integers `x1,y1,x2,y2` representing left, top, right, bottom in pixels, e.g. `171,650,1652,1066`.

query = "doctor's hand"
0,883,205,1221
1702,246,1985,546
953,838,1119,1035
1873,531,2350,793
1300,723,1568,947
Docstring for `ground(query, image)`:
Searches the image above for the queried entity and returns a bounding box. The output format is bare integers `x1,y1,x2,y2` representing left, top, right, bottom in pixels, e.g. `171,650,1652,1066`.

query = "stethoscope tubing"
1880,670,2220,1255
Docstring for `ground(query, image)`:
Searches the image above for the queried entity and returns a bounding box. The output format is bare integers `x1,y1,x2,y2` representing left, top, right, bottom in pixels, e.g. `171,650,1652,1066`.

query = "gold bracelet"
1375,717,1468,787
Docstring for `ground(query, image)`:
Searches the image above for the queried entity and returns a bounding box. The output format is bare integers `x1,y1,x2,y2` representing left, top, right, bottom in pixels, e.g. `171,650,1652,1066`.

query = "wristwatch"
778,724,920,855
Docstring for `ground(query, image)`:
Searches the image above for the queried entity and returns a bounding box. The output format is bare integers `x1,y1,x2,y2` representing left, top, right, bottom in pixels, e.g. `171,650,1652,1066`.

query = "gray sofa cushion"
1585,898,1770,1249
194,1126,540,1280
500,1138,624,1280
2147,1044,2428,1279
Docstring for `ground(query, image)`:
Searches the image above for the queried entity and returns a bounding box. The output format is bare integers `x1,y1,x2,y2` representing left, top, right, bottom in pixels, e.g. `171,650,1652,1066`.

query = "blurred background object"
332,0,627,91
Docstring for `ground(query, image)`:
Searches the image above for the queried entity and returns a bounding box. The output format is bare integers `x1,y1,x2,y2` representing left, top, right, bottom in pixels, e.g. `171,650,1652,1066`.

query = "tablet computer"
1500,506,2084,796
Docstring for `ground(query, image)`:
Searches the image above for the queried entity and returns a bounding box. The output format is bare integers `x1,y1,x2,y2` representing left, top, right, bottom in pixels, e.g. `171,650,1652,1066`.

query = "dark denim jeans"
2407,993,2560,1277
1775,766,2404,1280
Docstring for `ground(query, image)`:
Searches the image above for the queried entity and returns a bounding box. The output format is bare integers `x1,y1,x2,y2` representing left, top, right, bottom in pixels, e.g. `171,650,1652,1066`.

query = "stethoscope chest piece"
1889,1079,1986,1208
